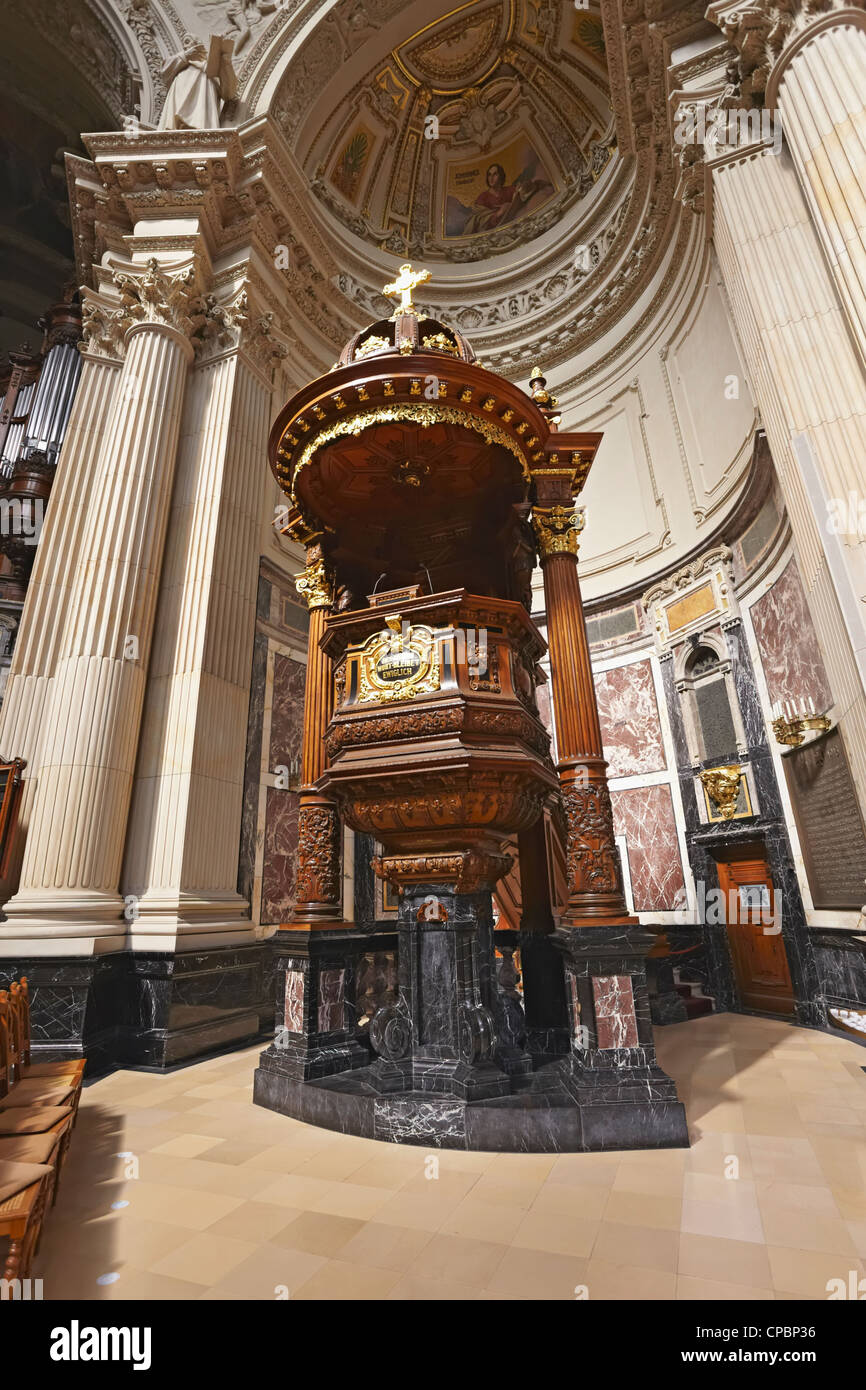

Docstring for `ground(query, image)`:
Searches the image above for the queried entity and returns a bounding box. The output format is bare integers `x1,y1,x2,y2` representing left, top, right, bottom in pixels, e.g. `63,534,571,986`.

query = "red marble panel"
262,787,299,924
750,560,832,710
594,659,666,777
611,784,685,910
592,975,639,1049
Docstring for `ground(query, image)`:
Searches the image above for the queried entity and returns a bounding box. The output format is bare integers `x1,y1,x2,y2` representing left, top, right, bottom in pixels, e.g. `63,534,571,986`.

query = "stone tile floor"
31,1013,866,1300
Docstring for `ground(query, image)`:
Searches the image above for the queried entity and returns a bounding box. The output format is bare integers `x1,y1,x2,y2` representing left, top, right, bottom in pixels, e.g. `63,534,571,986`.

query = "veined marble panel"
261,787,299,924
611,784,684,910
750,560,833,710
318,968,346,1032
594,658,666,776
592,975,639,1049
284,969,305,1033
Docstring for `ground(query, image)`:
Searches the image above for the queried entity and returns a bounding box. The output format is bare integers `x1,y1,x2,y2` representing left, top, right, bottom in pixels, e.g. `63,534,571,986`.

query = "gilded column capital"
295,557,335,610
532,504,585,559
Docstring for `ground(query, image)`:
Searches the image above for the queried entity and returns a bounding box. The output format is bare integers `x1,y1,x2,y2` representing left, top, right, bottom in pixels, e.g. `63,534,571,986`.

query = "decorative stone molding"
643,546,738,651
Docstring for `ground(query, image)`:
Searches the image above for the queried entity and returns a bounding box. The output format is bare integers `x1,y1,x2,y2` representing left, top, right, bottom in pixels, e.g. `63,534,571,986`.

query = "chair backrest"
8,980,25,1082
18,976,31,1067
0,991,11,1100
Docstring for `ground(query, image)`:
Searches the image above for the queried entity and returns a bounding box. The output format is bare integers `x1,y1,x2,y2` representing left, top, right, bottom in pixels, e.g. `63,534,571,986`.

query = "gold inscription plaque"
666,582,716,634
358,615,441,704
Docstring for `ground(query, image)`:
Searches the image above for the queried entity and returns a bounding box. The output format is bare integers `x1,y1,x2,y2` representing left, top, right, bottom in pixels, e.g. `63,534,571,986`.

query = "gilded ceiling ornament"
532,504,585,558
699,765,743,820
295,557,335,610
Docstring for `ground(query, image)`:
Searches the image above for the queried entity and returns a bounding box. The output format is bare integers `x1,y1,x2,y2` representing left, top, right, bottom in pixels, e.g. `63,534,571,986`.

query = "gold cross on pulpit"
383,263,431,317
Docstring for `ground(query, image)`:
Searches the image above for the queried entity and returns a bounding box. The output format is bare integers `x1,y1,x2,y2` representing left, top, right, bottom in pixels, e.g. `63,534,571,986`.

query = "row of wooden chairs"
0,979,85,1285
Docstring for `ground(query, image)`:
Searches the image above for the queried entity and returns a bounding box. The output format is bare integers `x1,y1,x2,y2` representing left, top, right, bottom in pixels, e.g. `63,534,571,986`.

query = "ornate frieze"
643,545,737,651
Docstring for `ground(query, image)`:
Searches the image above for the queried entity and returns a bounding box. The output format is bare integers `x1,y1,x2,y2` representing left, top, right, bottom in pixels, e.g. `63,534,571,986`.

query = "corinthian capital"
112,257,202,340
532,504,585,559
706,0,863,104
295,558,335,610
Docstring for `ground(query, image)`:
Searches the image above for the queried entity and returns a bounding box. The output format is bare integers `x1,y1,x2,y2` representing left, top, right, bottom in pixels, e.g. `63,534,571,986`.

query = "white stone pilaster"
710,140,866,811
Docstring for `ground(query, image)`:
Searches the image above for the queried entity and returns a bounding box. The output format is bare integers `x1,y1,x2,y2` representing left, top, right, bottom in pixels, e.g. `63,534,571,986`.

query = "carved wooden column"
532,479,634,928
291,543,344,925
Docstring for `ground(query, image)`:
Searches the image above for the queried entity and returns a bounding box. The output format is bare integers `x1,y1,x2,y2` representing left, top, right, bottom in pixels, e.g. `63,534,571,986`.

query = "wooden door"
715,851,795,1015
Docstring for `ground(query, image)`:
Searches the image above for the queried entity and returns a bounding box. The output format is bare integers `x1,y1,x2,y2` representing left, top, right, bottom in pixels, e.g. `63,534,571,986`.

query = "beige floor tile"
271,1210,365,1256
683,1172,759,1205
150,1133,223,1158
681,1196,765,1244
337,1221,434,1271
205,1201,304,1244
593,1221,679,1272
678,1232,772,1287
439,1195,527,1242
291,1258,402,1300
207,1243,327,1299
584,1258,677,1301
530,1182,610,1220
368,1189,463,1231
387,1274,483,1300
512,1206,600,1257
758,1205,858,1255
150,1231,258,1285
486,1245,589,1300
603,1189,683,1230
755,1180,841,1216
676,1274,775,1300
767,1245,865,1298
249,1173,337,1209
101,1180,245,1230
310,1180,393,1221
408,1232,509,1288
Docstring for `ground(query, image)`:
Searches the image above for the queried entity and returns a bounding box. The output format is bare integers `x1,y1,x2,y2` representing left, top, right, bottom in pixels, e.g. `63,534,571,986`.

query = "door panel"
716,853,795,1015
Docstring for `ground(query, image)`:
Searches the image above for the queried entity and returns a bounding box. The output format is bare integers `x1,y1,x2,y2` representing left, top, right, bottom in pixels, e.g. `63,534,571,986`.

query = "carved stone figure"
158,34,237,130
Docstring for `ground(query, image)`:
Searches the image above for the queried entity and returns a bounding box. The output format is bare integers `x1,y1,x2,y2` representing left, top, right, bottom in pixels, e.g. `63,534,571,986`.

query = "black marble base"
0,939,279,1074
253,1047,690,1153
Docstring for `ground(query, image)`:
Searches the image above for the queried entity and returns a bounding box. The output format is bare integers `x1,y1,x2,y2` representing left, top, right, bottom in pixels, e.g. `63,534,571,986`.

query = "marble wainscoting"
611,785,685,911
750,559,833,710
259,651,306,925
595,658,667,776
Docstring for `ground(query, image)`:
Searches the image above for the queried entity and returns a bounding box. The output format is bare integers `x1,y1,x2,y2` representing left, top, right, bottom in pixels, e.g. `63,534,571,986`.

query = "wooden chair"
1,989,80,1116
0,994,73,1208
11,979,86,1085
0,1169,51,1283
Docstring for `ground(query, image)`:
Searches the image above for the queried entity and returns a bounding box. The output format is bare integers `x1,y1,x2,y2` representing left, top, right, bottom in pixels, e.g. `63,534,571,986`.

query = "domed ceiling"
276,0,615,264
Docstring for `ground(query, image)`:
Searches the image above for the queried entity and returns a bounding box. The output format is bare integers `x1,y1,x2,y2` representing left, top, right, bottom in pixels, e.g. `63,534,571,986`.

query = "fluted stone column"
772,12,866,370
122,312,282,950
0,261,196,952
709,136,866,809
0,333,121,910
